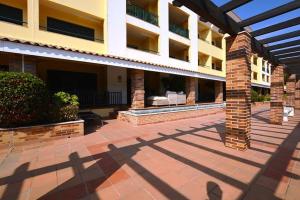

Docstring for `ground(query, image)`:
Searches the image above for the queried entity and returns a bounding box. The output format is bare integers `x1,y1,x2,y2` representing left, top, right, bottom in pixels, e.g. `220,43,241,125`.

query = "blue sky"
211,0,300,46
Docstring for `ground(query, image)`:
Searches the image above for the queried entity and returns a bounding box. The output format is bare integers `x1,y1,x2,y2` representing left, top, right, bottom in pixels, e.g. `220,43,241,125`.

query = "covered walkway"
0,105,300,199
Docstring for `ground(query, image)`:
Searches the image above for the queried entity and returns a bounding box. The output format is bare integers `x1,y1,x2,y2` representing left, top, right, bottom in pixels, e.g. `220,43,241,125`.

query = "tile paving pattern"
0,105,300,200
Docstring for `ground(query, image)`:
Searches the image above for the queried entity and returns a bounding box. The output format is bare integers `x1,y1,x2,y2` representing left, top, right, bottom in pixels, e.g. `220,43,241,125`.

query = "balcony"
212,31,223,49
126,1,158,26
169,39,189,62
127,24,159,54
198,22,210,43
169,3,189,39
198,52,210,68
37,1,105,54
0,3,27,26
39,24,103,43
212,57,223,71
169,23,189,39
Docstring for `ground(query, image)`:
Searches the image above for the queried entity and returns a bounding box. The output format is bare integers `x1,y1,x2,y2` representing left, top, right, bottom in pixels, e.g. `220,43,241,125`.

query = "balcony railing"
169,23,189,39
199,37,211,44
199,64,210,68
212,65,222,71
126,3,158,26
127,46,159,54
0,15,27,26
39,26,104,43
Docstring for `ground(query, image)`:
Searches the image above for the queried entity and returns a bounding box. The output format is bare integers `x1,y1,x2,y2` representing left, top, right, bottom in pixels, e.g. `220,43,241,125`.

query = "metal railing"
51,90,122,107
199,64,211,68
0,16,27,26
126,3,158,26
127,46,159,54
39,26,104,43
169,23,189,39
77,91,122,107
212,66,223,71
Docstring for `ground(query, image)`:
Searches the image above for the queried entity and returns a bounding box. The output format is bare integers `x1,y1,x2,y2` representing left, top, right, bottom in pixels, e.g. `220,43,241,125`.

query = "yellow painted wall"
0,0,106,54
198,21,226,78
251,55,270,86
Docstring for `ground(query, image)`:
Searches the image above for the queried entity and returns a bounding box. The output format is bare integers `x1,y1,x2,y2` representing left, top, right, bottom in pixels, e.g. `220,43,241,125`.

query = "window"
0,3,23,25
267,76,269,83
47,17,95,41
253,56,258,65
262,74,266,81
253,72,258,80
0,65,9,71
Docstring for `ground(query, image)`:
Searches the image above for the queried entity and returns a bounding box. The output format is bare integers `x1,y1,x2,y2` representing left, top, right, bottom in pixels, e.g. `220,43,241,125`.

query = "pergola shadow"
0,109,299,200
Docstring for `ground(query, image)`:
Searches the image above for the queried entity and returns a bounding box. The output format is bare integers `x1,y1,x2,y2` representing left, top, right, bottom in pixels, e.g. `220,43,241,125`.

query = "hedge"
0,72,49,127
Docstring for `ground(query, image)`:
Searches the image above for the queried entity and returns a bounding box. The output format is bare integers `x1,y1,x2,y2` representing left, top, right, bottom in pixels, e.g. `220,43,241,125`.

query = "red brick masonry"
270,65,284,125
118,108,223,126
131,69,145,109
186,77,196,105
0,120,84,145
286,74,296,107
296,78,300,109
225,31,252,151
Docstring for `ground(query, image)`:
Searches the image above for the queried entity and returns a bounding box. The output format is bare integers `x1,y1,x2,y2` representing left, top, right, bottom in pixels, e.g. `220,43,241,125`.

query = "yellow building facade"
0,0,270,111
0,0,106,54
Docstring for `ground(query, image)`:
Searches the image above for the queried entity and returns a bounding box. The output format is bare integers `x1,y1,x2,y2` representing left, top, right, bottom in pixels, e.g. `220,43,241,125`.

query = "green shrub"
251,89,259,102
50,92,79,122
0,72,49,127
52,91,79,107
257,95,265,102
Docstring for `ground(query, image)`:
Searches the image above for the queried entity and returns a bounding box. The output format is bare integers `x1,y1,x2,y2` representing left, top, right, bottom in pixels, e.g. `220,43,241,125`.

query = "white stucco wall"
106,0,127,57
107,66,127,104
107,0,200,74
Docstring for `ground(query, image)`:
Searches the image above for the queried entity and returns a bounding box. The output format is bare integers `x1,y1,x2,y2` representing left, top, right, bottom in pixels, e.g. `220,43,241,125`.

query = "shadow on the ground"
0,109,299,200
207,181,222,200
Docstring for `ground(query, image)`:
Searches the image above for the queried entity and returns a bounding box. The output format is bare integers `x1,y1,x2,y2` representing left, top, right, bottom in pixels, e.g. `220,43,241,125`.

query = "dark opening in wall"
47,17,95,41
0,3,23,25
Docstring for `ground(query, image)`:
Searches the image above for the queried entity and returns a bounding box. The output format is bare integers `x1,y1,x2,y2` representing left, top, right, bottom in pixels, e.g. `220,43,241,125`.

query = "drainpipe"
21,54,25,72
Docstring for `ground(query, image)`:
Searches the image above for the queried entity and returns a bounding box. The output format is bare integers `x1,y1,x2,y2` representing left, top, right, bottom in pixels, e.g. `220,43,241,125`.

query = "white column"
158,0,169,59
106,0,127,56
188,12,198,71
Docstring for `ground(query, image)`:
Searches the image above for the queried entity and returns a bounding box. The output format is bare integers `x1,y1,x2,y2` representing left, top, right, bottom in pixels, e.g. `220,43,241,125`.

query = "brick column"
295,77,300,109
225,32,252,151
215,81,223,103
270,65,284,125
131,69,145,109
186,77,196,105
286,74,296,107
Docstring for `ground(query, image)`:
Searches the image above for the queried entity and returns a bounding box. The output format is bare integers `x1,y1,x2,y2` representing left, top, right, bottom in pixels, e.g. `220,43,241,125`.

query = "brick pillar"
186,77,196,105
296,77,300,109
286,74,296,107
270,65,284,125
225,32,252,151
131,69,145,109
215,81,223,103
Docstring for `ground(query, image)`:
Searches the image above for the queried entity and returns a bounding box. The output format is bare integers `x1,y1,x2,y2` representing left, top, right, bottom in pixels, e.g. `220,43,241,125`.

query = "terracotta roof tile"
0,36,202,75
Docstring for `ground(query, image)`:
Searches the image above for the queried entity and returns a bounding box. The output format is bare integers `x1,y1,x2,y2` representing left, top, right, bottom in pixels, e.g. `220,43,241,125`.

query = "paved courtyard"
0,106,300,200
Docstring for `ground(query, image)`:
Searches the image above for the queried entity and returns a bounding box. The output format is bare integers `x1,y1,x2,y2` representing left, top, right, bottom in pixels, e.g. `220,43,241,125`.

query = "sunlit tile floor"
0,105,299,200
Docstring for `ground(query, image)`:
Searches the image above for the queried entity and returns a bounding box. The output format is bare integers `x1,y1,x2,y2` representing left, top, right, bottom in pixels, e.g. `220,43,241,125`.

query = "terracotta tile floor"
1,106,300,200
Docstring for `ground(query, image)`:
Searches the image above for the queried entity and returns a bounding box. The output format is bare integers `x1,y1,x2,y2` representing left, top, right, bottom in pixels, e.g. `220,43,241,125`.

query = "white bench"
283,106,294,122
